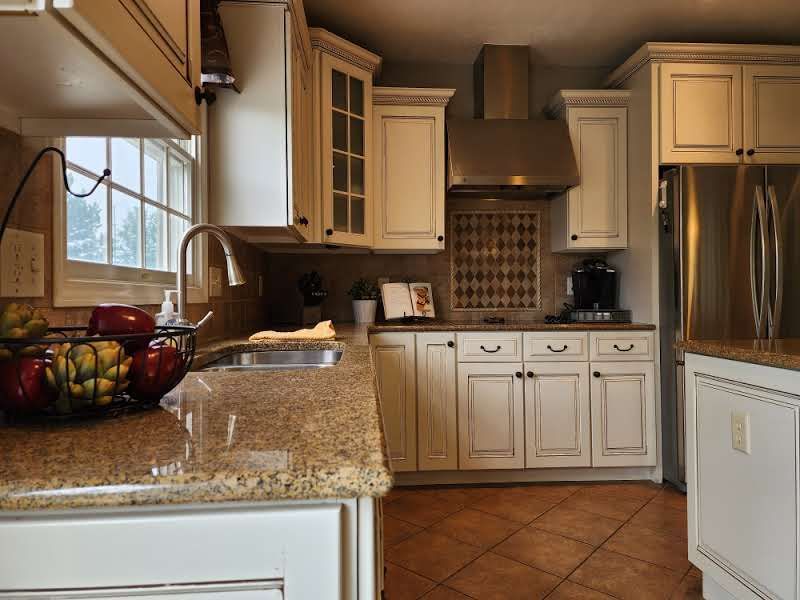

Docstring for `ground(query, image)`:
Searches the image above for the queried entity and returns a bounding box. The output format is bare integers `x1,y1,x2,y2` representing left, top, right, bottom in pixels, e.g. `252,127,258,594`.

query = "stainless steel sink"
194,349,343,372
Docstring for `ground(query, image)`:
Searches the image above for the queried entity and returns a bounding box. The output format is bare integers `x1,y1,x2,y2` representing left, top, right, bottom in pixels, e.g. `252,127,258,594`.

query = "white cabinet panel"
590,361,656,467
589,331,655,362
525,362,591,468
743,64,800,164
457,332,523,363
523,332,588,362
416,333,458,470
458,362,525,470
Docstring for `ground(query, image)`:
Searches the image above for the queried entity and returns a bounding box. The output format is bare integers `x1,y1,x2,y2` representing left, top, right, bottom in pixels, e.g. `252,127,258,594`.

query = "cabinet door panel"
458,363,524,470
590,362,656,467
416,333,457,470
743,65,800,164
370,333,416,471
525,362,591,468
660,63,742,164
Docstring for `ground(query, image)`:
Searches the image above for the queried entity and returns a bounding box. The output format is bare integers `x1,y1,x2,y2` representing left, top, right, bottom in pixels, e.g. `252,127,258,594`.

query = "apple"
0,358,53,413
128,344,185,401
87,304,155,350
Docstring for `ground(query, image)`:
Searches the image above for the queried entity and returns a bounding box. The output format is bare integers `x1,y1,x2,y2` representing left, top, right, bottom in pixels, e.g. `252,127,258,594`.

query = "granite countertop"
0,324,392,511
679,338,800,371
369,320,656,333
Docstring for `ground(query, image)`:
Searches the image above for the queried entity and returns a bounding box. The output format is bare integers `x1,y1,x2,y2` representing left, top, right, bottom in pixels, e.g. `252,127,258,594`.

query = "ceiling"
303,0,800,69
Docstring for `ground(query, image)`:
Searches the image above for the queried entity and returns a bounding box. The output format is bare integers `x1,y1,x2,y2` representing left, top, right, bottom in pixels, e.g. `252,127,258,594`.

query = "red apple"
88,304,155,350
0,357,53,413
129,344,185,400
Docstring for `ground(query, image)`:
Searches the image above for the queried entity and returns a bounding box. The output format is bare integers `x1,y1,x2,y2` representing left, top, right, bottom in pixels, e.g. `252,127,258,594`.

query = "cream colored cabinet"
311,29,381,247
370,333,416,472
547,91,629,252
524,362,591,468
289,13,314,238
589,361,657,467
415,333,457,471
743,65,800,164
372,88,454,252
457,362,525,470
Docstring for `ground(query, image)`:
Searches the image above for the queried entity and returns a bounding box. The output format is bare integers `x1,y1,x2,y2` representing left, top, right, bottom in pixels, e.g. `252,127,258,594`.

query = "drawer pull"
613,343,635,352
480,345,502,353
547,344,568,353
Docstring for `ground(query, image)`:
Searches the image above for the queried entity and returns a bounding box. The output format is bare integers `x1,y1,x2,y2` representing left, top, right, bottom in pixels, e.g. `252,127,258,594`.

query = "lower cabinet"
416,333,458,470
457,362,525,470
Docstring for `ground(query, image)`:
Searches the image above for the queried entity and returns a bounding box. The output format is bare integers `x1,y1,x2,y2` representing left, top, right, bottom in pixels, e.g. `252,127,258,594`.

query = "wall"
0,130,268,343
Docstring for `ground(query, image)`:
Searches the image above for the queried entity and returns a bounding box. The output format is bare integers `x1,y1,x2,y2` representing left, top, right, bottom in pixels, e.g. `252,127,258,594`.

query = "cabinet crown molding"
309,27,382,75
545,90,631,116
606,42,800,88
373,87,455,106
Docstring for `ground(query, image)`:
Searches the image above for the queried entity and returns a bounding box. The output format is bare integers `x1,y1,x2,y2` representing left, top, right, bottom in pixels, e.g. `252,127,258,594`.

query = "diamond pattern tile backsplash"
450,210,541,311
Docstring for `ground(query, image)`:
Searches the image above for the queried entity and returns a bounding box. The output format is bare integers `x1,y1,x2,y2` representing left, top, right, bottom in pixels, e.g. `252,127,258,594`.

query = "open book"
381,282,436,320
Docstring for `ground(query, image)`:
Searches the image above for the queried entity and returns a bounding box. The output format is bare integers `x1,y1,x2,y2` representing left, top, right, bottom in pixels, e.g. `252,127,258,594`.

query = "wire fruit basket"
0,325,197,419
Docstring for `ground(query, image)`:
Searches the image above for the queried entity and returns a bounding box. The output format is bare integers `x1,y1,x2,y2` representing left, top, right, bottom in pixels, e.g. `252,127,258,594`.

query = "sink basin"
194,349,343,372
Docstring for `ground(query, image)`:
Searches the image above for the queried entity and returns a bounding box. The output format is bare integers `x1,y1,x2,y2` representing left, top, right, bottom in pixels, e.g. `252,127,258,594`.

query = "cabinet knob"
325,228,333,236
747,148,755,156
593,371,601,378
515,371,523,379
437,235,444,242
526,371,534,378
298,216,309,226
194,86,217,106
735,148,744,156
571,234,578,241
447,340,454,348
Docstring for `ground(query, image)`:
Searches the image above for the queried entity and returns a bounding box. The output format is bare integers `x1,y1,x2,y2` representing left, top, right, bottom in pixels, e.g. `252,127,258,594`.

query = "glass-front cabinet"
311,29,381,247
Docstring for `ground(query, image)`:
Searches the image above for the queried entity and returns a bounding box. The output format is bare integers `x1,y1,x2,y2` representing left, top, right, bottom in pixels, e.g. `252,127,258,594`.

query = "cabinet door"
416,333,457,470
370,333,416,471
590,361,656,467
660,63,742,164
563,106,627,250
373,104,445,251
743,65,800,164
458,363,524,470
321,53,373,247
525,362,591,468
288,15,313,239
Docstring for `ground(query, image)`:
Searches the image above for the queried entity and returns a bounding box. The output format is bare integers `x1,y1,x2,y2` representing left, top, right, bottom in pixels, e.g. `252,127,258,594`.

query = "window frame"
52,116,209,308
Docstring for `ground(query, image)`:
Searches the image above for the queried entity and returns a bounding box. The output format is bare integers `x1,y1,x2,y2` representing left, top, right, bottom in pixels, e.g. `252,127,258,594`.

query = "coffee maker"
570,258,631,323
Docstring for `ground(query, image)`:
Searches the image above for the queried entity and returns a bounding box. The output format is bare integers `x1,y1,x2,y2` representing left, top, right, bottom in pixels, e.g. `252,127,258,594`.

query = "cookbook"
381,282,435,320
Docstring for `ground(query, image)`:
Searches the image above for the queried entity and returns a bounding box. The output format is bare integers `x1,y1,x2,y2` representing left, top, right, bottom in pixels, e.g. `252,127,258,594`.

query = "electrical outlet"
209,266,223,297
258,274,263,297
731,412,751,454
0,228,45,297
566,276,574,296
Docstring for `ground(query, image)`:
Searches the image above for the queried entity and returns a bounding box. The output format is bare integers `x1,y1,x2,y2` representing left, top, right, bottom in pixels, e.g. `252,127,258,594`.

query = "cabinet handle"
515,371,523,378
325,228,333,236
547,344,568,353
571,234,578,241
447,340,454,348
194,86,216,106
747,149,755,156
437,235,444,242
298,216,309,226
526,371,534,378
735,148,744,156
613,343,635,352
480,345,501,353
593,371,601,378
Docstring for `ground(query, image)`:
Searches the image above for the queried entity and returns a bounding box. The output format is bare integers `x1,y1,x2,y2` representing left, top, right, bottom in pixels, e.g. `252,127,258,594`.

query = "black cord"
0,146,111,243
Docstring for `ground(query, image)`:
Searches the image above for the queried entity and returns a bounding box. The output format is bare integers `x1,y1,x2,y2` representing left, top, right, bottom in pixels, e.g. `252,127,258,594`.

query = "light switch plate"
731,411,751,454
0,228,45,297
209,266,223,297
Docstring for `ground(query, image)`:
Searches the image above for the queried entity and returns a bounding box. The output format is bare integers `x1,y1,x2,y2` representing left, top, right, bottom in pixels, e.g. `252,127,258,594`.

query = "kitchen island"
680,340,800,600
0,325,391,599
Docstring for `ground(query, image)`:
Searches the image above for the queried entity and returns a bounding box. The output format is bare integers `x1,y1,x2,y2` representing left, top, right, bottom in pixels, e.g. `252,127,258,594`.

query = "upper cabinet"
0,1,201,137
547,91,629,252
372,88,454,252
742,65,800,164
310,28,382,248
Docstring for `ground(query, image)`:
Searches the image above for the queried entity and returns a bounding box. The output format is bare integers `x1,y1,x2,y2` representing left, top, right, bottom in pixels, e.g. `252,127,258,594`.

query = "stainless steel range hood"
447,45,579,195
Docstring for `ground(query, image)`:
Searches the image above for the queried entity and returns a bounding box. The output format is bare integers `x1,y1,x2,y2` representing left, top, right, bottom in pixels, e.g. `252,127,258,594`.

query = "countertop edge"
679,340,800,372
368,322,656,333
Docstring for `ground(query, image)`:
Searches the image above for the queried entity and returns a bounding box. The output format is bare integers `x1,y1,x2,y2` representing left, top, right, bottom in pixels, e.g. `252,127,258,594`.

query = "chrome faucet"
176,223,246,326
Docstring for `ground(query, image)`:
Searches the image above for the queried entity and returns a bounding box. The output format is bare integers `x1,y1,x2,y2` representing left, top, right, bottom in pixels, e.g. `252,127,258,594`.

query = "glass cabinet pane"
332,111,348,152
351,196,365,234
333,152,348,192
349,78,364,116
350,117,364,156
350,157,364,195
332,70,347,110
333,193,348,232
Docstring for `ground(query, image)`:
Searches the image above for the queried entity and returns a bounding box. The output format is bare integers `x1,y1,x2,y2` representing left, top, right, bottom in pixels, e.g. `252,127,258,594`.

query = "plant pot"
352,299,377,324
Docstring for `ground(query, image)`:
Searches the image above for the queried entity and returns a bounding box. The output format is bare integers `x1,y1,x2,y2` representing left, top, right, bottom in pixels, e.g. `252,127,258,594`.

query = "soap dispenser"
156,290,179,326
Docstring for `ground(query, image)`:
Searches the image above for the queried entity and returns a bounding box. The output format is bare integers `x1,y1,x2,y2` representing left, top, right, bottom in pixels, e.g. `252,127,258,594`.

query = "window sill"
53,274,208,308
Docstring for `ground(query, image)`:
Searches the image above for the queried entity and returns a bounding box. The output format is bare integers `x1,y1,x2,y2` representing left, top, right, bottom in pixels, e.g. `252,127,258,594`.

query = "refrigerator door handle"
767,184,783,337
751,186,769,338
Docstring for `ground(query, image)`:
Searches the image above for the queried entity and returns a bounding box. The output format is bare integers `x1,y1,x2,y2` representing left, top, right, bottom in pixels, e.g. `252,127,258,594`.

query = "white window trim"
52,111,210,308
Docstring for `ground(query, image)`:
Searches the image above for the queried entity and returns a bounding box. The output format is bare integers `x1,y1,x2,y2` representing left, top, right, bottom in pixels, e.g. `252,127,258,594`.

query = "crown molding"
373,87,455,106
545,89,631,116
309,27,382,75
606,42,800,88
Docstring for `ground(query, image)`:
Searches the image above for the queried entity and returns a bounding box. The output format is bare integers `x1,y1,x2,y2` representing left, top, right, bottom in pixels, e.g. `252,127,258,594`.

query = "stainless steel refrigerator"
658,165,800,488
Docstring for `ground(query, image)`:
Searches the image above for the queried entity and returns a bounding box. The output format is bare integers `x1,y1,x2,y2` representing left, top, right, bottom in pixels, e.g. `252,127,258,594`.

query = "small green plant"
347,278,379,300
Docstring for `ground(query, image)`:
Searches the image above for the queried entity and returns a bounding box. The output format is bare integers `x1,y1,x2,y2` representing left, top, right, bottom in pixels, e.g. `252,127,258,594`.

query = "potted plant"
347,278,379,324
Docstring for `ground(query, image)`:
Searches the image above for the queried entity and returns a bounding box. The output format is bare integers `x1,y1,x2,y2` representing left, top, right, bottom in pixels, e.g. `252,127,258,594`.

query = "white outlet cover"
566,276,574,296
0,228,45,298
731,411,751,454
209,265,223,297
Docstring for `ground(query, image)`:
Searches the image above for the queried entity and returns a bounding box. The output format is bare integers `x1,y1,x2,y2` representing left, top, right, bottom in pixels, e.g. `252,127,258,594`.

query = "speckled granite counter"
369,320,655,333
679,338,800,371
0,324,392,511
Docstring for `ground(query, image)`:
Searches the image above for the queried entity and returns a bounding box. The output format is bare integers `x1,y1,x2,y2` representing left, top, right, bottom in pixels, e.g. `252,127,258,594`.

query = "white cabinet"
589,331,655,362
209,3,313,242
457,362,525,470
457,332,523,363
524,362,591,468
547,91,629,252
590,361,657,467
416,333,458,470
311,28,382,247
372,88,454,252
370,333,417,471
743,65,800,164
523,331,589,362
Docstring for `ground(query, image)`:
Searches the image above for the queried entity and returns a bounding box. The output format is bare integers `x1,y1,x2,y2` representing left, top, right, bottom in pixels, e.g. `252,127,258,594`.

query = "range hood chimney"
447,45,579,195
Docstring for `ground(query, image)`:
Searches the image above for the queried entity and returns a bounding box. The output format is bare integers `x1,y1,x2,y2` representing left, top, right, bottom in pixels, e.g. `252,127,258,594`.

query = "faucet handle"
196,310,214,330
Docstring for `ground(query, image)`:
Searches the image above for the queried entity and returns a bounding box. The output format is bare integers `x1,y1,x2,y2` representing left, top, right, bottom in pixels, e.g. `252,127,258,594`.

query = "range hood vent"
447,45,579,195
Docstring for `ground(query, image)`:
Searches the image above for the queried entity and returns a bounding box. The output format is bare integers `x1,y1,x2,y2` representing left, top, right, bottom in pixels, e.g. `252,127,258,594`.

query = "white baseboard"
394,466,661,487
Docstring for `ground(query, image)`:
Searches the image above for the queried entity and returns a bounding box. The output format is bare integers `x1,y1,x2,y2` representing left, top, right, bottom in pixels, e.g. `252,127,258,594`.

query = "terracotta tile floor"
382,482,702,600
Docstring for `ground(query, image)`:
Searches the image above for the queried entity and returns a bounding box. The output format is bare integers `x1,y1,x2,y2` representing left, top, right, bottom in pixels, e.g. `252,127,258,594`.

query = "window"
54,136,206,307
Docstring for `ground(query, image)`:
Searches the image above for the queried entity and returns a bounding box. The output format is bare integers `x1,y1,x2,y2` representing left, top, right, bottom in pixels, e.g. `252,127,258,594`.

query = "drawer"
523,332,588,361
457,332,523,362
589,331,654,361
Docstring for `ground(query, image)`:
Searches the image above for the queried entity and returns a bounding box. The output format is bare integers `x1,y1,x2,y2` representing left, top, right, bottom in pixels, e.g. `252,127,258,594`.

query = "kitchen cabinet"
209,2,313,242
457,362,525,470
525,362,591,468
743,65,800,164
311,28,382,247
370,333,416,471
416,333,458,471
547,91,629,252
589,361,657,467
372,88,454,252
0,0,200,137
